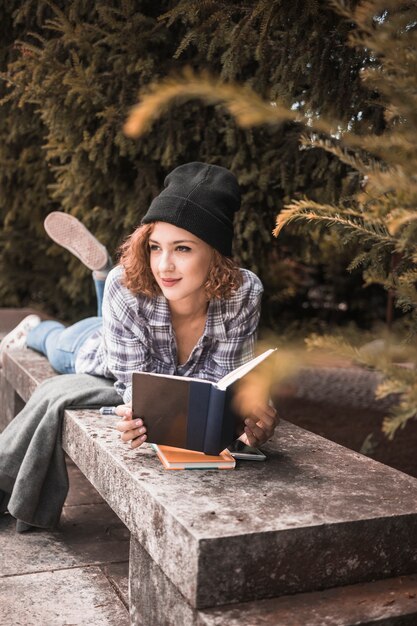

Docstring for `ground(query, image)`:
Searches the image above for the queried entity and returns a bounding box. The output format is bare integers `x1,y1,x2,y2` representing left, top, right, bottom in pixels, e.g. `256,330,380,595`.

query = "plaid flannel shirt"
75,265,263,404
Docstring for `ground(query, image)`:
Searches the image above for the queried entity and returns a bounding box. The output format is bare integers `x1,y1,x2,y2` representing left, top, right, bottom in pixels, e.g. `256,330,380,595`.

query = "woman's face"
149,222,213,307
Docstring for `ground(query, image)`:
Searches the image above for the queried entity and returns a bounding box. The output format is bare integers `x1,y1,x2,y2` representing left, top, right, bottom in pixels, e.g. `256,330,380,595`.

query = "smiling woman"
1,162,278,449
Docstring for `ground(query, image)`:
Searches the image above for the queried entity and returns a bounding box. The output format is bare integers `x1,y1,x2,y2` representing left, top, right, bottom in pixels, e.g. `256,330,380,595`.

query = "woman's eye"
176,246,191,252
149,244,160,252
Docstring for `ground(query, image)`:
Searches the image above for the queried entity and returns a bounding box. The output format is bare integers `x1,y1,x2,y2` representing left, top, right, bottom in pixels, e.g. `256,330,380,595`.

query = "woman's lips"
160,277,181,287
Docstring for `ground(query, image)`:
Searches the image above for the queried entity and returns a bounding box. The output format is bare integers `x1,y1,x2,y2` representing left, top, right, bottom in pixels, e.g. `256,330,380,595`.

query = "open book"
132,348,276,455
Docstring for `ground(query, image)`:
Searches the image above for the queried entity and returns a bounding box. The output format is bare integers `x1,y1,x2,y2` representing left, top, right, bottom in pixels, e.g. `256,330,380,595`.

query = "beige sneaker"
44,212,109,271
0,314,41,365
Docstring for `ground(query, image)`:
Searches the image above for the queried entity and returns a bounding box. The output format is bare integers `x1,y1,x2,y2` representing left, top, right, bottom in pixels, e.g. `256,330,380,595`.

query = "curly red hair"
118,223,242,299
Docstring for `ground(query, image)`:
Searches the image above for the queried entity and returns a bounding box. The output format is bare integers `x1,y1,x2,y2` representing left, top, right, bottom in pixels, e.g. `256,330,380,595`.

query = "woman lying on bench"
1,162,278,449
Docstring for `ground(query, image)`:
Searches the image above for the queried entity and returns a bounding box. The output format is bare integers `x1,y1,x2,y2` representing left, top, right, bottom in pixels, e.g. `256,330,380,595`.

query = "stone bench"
2,347,417,625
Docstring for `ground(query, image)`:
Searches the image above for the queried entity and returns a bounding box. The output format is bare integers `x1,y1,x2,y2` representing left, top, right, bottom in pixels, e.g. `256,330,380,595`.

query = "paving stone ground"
0,458,130,626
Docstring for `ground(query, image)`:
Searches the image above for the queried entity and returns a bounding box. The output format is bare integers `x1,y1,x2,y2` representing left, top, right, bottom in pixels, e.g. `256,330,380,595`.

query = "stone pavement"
0,458,130,626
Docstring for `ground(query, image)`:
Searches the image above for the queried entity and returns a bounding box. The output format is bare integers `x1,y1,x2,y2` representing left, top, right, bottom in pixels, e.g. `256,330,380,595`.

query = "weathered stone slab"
200,576,417,626
130,537,417,626
65,460,105,506
61,405,417,609
0,370,24,431
0,313,54,431
0,565,129,626
3,349,57,400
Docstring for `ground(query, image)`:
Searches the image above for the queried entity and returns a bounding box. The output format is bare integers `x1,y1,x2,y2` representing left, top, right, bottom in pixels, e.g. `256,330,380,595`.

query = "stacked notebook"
151,444,236,470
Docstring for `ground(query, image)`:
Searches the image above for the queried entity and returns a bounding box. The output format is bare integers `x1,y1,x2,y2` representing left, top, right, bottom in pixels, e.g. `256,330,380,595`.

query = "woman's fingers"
118,422,147,447
130,434,147,448
244,405,279,446
114,404,132,419
114,405,147,448
116,417,142,432
244,418,266,444
242,429,257,447
120,425,146,442
253,406,279,430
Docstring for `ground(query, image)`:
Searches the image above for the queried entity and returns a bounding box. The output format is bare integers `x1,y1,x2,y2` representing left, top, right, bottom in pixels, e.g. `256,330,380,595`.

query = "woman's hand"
239,403,279,448
115,403,147,448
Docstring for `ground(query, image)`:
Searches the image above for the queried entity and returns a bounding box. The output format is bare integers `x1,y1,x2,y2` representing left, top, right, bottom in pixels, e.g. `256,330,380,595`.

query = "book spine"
221,385,242,447
203,387,226,455
187,381,212,452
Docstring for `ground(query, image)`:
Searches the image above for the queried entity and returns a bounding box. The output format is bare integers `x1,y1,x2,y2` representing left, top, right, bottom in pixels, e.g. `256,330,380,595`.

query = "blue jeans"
26,275,106,374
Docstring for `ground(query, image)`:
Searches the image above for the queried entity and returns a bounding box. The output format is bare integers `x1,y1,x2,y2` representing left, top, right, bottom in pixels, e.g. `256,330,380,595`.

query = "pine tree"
0,2,62,312
1,1,179,319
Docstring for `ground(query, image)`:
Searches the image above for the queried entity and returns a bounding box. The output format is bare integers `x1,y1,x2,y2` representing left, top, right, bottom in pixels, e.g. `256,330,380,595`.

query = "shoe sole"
44,212,108,271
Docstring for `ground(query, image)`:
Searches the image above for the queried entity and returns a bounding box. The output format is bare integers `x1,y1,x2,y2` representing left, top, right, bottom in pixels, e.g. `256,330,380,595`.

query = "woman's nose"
159,251,174,272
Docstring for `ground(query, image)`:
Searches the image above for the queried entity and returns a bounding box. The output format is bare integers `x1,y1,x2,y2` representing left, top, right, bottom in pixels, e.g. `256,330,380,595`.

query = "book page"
135,371,212,384
215,348,276,391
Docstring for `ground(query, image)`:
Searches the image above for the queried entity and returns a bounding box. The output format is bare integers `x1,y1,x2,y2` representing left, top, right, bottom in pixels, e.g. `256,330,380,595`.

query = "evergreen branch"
273,199,394,248
327,0,357,23
352,0,403,38
304,333,417,373
347,251,372,272
399,270,417,286
13,40,44,57
258,3,275,46
233,0,274,46
360,271,417,311
304,333,363,362
173,31,199,59
42,0,73,31
346,131,416,159
159,3,203,26
123,69,301,138
386,210,417,236
159,1,233,28
382,406,417,440
376,380,407,400
300,134,391,178
0,73,24,92
302,133,417,196
42,19,72,35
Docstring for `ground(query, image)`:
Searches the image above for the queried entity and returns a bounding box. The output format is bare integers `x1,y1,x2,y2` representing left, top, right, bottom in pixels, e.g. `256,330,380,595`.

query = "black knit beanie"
141,162,241,257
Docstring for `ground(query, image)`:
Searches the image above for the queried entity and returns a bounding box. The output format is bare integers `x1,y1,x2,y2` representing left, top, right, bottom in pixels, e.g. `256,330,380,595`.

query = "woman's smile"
160,277,182,287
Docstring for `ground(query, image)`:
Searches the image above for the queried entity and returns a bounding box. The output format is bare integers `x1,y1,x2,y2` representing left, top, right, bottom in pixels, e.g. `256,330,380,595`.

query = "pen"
99,406,118,415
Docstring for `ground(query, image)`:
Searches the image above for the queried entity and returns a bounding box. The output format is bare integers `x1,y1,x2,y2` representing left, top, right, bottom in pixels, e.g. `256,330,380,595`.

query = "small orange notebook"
151,444,236,470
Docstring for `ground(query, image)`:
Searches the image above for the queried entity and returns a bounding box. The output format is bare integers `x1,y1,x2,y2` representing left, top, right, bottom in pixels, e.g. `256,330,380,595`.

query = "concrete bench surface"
3,347,417,621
